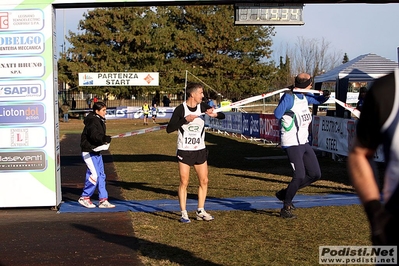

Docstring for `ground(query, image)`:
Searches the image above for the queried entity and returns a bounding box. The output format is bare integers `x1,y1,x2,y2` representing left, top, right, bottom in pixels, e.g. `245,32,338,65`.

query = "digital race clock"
235,3,304,26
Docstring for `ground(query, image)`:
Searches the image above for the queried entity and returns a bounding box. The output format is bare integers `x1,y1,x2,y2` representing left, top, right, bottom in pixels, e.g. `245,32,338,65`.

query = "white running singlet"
177,102,206,151
280,94,312,147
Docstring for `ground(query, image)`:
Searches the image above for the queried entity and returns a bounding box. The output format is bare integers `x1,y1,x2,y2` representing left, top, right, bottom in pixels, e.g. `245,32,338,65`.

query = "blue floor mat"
58,193,360,213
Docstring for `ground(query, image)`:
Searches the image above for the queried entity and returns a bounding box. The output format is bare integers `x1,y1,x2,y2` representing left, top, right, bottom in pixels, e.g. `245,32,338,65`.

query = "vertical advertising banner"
260,114,280,143
0,2,60,207
242,113,260,138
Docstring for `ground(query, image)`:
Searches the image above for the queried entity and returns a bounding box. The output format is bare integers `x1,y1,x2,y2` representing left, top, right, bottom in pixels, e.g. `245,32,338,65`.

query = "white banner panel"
324,92,359,104
0,3,60,208
312,116,350,155
312,116,384,162
0,127,47,148
79,72,159,86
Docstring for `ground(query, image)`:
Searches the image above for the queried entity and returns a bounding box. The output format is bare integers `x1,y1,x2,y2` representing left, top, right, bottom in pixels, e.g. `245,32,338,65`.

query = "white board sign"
79,72,159,86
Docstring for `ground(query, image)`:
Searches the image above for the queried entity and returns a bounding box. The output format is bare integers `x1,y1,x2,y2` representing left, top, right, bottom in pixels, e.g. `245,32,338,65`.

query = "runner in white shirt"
166,82,225,223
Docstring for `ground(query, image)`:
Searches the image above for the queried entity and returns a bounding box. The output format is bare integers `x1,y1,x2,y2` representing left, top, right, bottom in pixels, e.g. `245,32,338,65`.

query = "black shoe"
280,207,297,219
275,189,296,210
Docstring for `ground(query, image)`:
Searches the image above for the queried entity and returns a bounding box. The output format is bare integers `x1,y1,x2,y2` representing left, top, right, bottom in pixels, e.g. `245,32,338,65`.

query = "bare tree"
284,36,342,77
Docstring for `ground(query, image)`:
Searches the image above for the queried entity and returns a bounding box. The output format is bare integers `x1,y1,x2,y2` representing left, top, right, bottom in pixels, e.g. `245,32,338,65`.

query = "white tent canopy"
314,53,398,83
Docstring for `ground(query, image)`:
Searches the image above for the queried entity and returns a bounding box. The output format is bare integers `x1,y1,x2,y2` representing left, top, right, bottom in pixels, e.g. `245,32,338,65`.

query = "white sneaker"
196,210,214,221
78,197,96,208
98,200,115,208
179,217,191,223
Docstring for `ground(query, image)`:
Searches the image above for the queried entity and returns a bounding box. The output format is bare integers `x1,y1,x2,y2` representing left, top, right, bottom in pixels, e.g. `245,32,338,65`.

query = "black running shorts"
176,149,208,166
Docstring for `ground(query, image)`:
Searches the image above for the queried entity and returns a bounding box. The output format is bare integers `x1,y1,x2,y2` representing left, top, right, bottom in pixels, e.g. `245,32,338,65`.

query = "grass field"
60,118,372,266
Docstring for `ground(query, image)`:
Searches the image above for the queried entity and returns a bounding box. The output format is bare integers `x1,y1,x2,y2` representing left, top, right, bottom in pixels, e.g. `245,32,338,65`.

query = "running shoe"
196,210,214,221
179,217,191,223
98,200,115,208
280,206,297,219
78,197,96,208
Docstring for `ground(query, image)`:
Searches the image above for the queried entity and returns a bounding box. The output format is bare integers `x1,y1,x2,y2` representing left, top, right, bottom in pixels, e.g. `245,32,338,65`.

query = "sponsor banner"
0,56,45,78
222,112,242,134
205,113,227,130
0,3,59,207
0,80,45,101
0,150,47,172
0,9,44,32
105,106,128,119
312,116,352,155
242,113,260,138
0,32,45,55
79,72,159,86
312,116,384,162
260,114,280,143
132,107,171,119
0,127,46,148
0,103,45,124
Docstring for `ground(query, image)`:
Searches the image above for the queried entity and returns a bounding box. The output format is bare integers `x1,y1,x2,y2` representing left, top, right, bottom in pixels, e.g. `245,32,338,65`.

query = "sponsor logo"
249,115,259,135
0,10,44,32
0,80,44,101
81,73,94,85
0,33,44,55
0,127,46,148
0,104,45,124
0,12,8,29
0,150,46,171
0,56,45,78
188,125,200,132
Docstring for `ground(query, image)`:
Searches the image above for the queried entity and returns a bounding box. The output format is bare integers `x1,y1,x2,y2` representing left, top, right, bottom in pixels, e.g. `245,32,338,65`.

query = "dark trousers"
284,143,321,206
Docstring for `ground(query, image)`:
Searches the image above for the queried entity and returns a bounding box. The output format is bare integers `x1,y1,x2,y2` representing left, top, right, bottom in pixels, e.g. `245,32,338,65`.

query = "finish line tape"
110,89,360,139
111,125,167,139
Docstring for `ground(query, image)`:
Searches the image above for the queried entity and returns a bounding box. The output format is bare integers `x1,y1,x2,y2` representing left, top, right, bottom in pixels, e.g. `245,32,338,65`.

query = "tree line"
58,5,344,101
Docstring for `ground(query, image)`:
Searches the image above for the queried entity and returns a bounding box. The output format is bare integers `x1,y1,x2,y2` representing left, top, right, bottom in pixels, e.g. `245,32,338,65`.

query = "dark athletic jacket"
80,112,111,153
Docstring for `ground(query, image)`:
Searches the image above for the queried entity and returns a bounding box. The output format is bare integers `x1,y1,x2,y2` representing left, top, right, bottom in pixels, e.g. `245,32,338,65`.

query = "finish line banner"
78,72,159,86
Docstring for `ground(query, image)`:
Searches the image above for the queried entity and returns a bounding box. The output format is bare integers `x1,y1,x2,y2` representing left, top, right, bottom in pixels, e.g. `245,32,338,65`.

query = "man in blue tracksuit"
274,73,330,218
78,101,115,209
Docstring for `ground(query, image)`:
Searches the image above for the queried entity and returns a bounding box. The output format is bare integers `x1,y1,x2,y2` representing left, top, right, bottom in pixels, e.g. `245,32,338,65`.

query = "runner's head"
186,82,204,103
295,73,312,89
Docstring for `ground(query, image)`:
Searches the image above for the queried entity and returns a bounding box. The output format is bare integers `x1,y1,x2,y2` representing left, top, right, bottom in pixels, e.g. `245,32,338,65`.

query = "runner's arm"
166,105,186,133
201,102,225,119
274,93,293,119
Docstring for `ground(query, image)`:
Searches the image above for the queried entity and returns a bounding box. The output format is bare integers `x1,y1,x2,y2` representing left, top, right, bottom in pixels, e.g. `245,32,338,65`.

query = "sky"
55,3,399,64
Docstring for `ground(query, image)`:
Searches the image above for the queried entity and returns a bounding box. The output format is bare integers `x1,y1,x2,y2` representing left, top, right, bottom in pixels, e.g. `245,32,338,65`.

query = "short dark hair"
186,82,203,99
93,101,106,112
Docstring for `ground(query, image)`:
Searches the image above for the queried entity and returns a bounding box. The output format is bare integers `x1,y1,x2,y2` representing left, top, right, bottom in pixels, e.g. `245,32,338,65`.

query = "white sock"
181,210,188,218
197,208,204,213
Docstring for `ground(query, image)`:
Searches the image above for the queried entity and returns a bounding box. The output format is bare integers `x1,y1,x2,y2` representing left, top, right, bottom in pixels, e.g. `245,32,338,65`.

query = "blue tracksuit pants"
81,152,108,200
